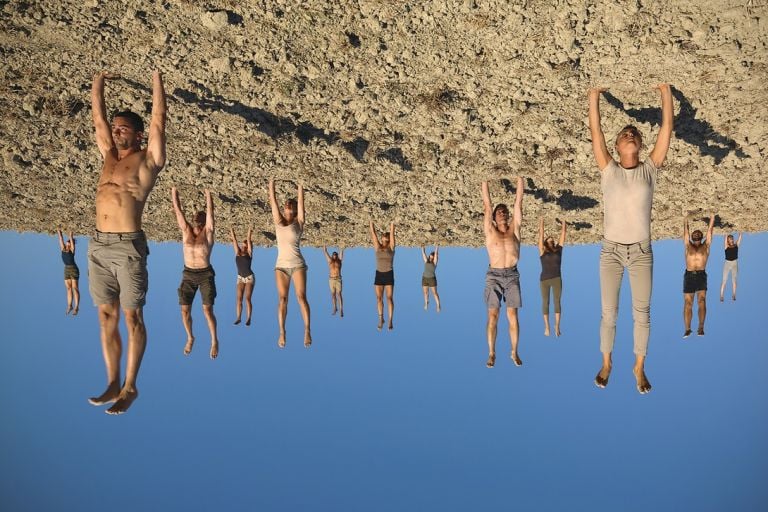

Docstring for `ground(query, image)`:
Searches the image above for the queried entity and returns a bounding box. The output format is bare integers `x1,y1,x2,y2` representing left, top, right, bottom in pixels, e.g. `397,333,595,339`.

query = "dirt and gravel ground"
1,0,766,246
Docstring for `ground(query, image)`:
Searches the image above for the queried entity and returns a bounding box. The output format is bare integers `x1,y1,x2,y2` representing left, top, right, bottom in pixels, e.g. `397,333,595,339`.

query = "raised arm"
339,248,344,261
205,189,215,236
57,229,65,251
683,213,691,247
145,70,167,171
648,83,674,168
171,186,188,231
91,71,117,158
588,87,612,171
230,227,239,254
558,218,567,247
513,176,524,238
369,220,381,249
389,222,396,248
705,213,715,246
69,231,76,254
736,232,743,247
268,178,284,226
482,181,493,236
323,246,331,264
433,244,439,265
421,246,427,263
296,183,305,226
537,218,545,256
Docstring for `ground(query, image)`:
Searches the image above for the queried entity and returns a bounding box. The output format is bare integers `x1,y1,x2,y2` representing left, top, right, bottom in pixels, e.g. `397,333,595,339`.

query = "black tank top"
61,251,75,266
540,247,562,281
725,246,738,261
236,254,253,277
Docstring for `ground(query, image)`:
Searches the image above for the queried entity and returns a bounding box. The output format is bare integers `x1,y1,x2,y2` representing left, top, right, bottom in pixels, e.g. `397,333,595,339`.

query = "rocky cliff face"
1,0,765,246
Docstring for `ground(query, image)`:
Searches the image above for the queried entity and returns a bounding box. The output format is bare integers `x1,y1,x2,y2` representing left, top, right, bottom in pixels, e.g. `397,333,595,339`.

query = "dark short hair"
691,229,703,240
194,211,206,225
112,111,145,132
492,204,509,219
332,251,339,257
285,198,298,210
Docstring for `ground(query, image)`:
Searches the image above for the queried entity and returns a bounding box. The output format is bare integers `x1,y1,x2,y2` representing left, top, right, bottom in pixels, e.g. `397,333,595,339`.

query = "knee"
98,305,118,325
684,295,694,306
697,295,707,306
601,309,617,326
488,309,500,322
278,296,289,307
203,304,216,316
124,309,144,330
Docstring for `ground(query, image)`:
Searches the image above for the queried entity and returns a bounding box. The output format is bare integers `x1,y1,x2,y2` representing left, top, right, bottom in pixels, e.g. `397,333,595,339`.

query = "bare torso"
486,225,521,268
328,259,342,278
183,227,214,269
686,243,710,271
96,150,157,232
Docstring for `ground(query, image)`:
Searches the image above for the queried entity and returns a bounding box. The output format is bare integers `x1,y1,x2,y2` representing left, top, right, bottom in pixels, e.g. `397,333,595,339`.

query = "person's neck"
618,154,640,168
116,146,141,160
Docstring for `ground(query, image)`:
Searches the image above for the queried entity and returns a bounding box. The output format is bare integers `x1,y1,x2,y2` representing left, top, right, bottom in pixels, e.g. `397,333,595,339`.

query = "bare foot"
304,331,312,348
377,315,384,331
234,318,241,325
486,354,496,368
436,305,441,313
555,326,561,337
388,320,394,331
106,387,139,415
72,308,78,316
66,305,72,315
332,307,337,316
184,336,195,355
278,333,286,349
210,339,219,359
594,365,611,388
88,382,121,406
544,325,550,336
511,352,522,366
245,317,251,326
633,366,652,394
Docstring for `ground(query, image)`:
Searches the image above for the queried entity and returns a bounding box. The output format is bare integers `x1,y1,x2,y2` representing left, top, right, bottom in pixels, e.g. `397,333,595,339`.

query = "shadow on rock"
500,178,599,211
603,88,748,165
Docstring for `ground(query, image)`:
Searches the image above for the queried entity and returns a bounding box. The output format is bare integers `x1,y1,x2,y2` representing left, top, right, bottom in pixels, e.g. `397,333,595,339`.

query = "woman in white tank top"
269,178,311,348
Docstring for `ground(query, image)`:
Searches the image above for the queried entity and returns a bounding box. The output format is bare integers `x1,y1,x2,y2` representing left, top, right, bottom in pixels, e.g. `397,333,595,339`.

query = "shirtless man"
323,246,344,317
482,177,524,368
87,70,165,415
172,187,219,359
683,211,715,337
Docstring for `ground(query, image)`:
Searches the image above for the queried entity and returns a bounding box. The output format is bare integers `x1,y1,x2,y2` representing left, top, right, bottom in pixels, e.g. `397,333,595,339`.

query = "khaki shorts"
179,266,217,306
88,231,148,309
329,277,342,293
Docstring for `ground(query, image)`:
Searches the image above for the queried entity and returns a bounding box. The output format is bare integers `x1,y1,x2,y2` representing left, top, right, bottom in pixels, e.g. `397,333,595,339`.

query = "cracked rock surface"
1,0,765,246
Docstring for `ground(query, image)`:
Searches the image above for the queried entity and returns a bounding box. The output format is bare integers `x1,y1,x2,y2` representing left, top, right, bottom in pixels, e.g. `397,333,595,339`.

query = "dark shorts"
683,270,707,294
484,266,522,309
422,276,437,287
179,266,217,306
374,270,395,286
64,264,80,280
88,231,149,309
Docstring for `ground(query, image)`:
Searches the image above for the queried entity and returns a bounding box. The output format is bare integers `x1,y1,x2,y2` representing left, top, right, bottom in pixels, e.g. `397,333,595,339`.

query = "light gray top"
601,159,657,244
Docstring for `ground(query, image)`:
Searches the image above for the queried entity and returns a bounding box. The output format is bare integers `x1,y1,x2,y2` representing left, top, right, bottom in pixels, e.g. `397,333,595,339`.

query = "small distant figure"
58,228,80,316
370,220,395,331
269,179,311,348
683,211,715,338
172,187,219,359
231,227,254,326
481,177,524,368
538,218,566,337
323,246,344,317
588,83,673,394
421,244,441,312
720,232,742,302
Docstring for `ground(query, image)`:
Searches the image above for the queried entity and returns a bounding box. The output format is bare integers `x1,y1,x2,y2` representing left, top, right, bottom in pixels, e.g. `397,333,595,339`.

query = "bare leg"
595,351,612,388
385,285,394,330
339,289,344,318
423,286,429,310
202,304,219,358
72,279,80,315
375,285,384,330
554,312,561,337
65,280,73,315
292,268,312,347
181,305,195,354
486,308,499,367
89,302,122,405
633,354,652,394
244,280,254,325
331,290,337,315
696,291,707,335
275,270,290,347
106,308,147,414
683,293,694,337
432,287,441,312
543,313,550,337
234,281,244,324
507,308,522,366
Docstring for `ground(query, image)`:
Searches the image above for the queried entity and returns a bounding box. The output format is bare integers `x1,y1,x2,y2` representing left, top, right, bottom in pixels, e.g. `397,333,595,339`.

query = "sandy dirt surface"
1,0,766,246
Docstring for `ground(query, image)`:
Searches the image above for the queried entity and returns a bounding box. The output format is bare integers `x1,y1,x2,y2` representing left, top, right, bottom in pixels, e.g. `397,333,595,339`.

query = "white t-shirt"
601,159,657,244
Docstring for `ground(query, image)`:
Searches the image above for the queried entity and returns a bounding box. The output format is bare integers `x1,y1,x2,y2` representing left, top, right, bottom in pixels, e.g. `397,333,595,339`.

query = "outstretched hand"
94,71,120,80
653,83,672,94
588,87,609,96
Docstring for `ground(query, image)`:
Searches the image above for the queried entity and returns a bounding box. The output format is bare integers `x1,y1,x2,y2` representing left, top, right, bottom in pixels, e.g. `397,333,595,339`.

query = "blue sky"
1,231,766,511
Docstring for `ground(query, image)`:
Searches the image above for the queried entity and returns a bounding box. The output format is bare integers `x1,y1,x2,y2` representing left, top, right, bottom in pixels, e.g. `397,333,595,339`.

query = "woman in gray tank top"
58,228,80,316
230,227,254,326
370,220,395,330
421,244,441,312
538,218,566,337
588,84,673,394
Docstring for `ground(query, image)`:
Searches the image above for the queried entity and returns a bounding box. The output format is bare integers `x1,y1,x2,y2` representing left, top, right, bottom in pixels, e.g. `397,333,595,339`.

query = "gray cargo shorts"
484,266,522,309
88,231,149,309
